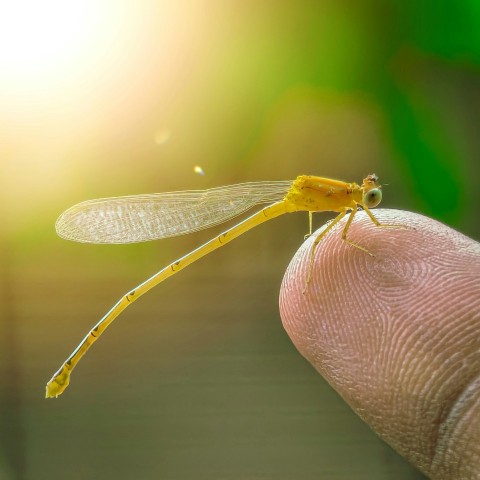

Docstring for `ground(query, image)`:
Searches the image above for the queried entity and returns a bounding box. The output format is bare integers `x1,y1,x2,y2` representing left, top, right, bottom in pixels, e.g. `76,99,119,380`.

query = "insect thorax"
283,175,362,213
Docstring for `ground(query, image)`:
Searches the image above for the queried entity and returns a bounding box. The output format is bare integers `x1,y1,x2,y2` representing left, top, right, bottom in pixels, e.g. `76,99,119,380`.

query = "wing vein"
56,181,292,244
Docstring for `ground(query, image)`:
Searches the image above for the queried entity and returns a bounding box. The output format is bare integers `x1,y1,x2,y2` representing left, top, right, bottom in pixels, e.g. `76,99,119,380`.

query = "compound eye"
363,188,382,208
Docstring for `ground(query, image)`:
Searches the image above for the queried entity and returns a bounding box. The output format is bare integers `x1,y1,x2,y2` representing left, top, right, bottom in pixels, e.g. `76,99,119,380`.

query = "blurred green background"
1,1,479,479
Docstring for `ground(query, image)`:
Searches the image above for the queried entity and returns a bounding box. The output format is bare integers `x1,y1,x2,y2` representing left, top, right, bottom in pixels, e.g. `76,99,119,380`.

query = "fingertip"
279,209,480,477
280,209,414,356
280,208,478,366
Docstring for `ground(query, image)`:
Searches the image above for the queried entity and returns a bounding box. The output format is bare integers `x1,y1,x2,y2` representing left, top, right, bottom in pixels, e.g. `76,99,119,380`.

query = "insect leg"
362,205,409,230
305,210,347,287
341,204,374,256
304,211,314,239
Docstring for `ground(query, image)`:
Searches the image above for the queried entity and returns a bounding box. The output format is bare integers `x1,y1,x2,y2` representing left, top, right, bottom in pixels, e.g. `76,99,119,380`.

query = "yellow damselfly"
46,173,386,398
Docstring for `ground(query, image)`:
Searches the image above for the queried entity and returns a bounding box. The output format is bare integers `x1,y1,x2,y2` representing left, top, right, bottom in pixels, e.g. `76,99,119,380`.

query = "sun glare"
0,1,100,80
0,0,136,211
0,0,204,214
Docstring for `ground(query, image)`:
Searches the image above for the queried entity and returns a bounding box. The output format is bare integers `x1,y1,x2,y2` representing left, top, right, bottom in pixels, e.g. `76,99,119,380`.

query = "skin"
279,209,480,479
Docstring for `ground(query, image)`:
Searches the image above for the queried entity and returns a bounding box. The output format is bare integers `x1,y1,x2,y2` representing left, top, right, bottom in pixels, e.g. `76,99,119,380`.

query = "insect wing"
55,181,291,244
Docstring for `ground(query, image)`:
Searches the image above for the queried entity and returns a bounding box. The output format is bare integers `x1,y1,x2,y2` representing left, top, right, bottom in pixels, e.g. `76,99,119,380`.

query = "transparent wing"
56,181,292,244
